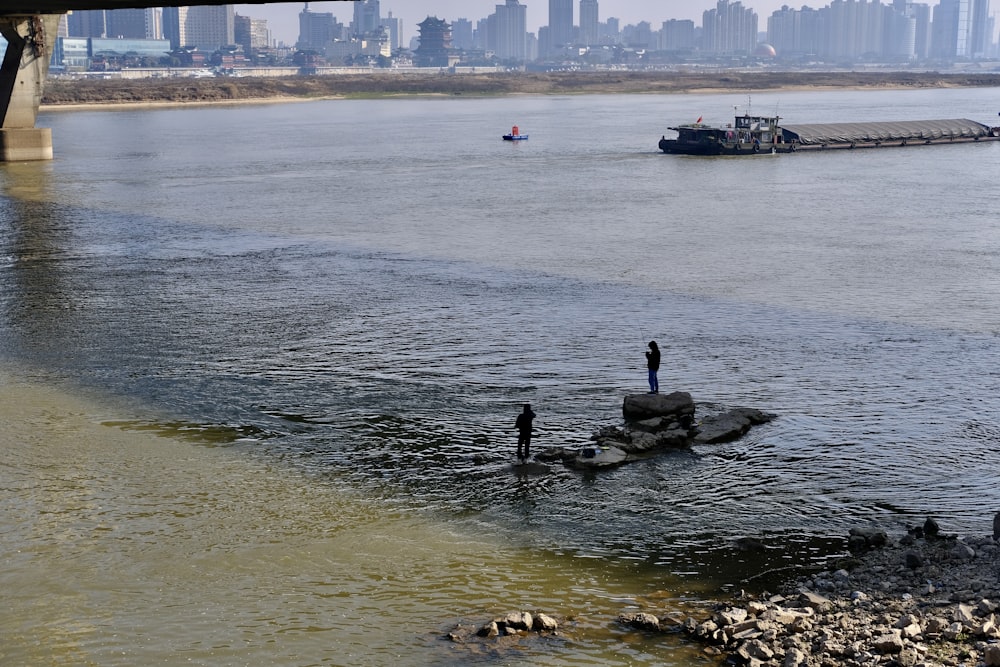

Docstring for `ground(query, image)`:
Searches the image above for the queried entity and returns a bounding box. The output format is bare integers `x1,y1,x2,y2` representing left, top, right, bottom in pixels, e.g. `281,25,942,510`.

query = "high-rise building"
184,6,235,52
824,0,884,60
162,5,233,52
579,0,599,45
910,3,932,59
884,7,917,58
480,12,495,52
932,0,990,58
381,11,403,50
496,0,527,60
702,0,757,54
353,0,381,37
885,1,932,58
68,8,159,40
965,0,991,57
548,0,574,48
67,9,107,38
622,21,653,48
767,6,800,55
105,8,159,39
298,4,340,50
601,17,620,44
661,19,695,50
161,7,185,49
451,18,474,50
235,14,270,53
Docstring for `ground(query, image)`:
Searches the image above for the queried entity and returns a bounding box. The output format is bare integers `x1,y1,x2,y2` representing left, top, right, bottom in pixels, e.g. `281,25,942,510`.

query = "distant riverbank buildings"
767,0,993,61
33,0,996,75
415,0,995,67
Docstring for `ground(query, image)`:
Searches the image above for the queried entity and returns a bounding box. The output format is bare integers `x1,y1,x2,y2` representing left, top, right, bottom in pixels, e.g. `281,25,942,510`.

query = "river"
2,86,1000,665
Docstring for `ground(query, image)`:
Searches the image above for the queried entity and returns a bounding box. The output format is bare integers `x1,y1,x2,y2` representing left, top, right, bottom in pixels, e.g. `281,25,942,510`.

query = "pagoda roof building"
415,16,453,67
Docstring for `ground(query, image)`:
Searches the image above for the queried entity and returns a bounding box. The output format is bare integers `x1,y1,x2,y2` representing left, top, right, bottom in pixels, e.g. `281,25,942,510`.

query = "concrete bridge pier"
1,14,61,161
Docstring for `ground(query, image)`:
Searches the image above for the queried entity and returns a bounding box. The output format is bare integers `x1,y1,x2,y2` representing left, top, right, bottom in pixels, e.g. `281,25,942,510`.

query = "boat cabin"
731,114,782,145
662,114,789,155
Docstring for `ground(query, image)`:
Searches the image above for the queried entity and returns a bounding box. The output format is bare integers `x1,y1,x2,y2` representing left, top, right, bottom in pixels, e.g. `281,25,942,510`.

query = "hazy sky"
235,1,797,46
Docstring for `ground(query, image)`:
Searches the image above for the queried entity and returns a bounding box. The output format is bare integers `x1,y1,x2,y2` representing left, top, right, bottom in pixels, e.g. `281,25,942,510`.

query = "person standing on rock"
515,404,536,462
645,341,660,394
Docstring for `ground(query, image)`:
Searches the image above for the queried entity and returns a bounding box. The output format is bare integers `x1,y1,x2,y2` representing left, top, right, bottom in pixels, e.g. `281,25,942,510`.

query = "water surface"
2,87,1000,665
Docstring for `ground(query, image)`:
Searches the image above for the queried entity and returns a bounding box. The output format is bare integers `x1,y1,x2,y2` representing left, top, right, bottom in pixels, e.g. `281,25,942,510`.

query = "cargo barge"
658,113,1000,155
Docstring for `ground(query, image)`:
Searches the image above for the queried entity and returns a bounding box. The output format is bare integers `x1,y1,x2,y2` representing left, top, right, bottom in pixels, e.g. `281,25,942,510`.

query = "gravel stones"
637,519,1000,666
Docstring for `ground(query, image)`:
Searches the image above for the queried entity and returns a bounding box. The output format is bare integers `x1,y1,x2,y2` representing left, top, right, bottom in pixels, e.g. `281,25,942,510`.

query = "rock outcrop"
622,391,697,423
692,406,776,444
536,391,775,468
445,610,561,649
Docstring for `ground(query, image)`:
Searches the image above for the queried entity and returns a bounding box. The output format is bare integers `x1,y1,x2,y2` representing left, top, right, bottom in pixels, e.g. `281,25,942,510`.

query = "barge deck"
658,114,1000,155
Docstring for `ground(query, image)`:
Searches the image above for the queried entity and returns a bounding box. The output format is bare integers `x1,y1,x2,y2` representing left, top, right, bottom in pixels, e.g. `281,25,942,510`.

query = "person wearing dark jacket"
645,341,660,394
515,404,536,461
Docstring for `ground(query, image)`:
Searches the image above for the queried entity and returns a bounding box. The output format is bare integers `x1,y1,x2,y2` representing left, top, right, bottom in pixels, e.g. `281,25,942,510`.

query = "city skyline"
235,0,816,45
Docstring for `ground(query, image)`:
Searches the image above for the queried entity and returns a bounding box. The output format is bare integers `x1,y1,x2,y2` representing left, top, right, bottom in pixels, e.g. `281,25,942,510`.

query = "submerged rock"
446,610,560,646
692,407,775,444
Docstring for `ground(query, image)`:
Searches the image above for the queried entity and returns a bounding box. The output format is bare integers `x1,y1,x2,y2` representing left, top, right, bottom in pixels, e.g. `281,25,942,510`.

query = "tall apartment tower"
105,8,159,39
934,0,992,58
451,18,474,50
822,0,884,59
163,5,234,51
661,19,695,50
67,9,107,37
910,3,932,59
964,0,991,57
381,11,403,49
548,0,574,48
579,0,599,45
931,0,990,60
353,0,381,37
496,0,527,60
235,14,270,53
702,0,757,55
162,7,186,48
298,4,339,50
885,0,932,59
185,6,235,51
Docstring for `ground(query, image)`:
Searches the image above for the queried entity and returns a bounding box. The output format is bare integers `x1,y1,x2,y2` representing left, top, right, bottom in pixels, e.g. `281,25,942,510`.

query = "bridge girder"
0,1,350,160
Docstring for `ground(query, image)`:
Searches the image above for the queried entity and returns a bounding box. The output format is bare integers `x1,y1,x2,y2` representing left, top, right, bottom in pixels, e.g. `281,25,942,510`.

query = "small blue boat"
502,125,528,141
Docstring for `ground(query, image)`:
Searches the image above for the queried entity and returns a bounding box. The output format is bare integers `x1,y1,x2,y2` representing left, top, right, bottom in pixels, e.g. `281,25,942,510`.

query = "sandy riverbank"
40,70,1000,109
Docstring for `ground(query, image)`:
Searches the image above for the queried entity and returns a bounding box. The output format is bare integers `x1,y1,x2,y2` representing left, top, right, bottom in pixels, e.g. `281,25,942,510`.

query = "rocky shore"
40,70,1000,107
452,392,999,665
446,514,1000,667
627,517,1000,666
451,518,1000,665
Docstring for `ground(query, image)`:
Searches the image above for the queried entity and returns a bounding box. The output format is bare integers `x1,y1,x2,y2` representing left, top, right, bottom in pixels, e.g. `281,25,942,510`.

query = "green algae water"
2,87,1000,665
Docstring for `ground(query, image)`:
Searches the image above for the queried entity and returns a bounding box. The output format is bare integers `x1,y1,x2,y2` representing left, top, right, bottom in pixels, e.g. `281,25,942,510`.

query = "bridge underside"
1,0,281,12
0,14,60,161
0,2,310,160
